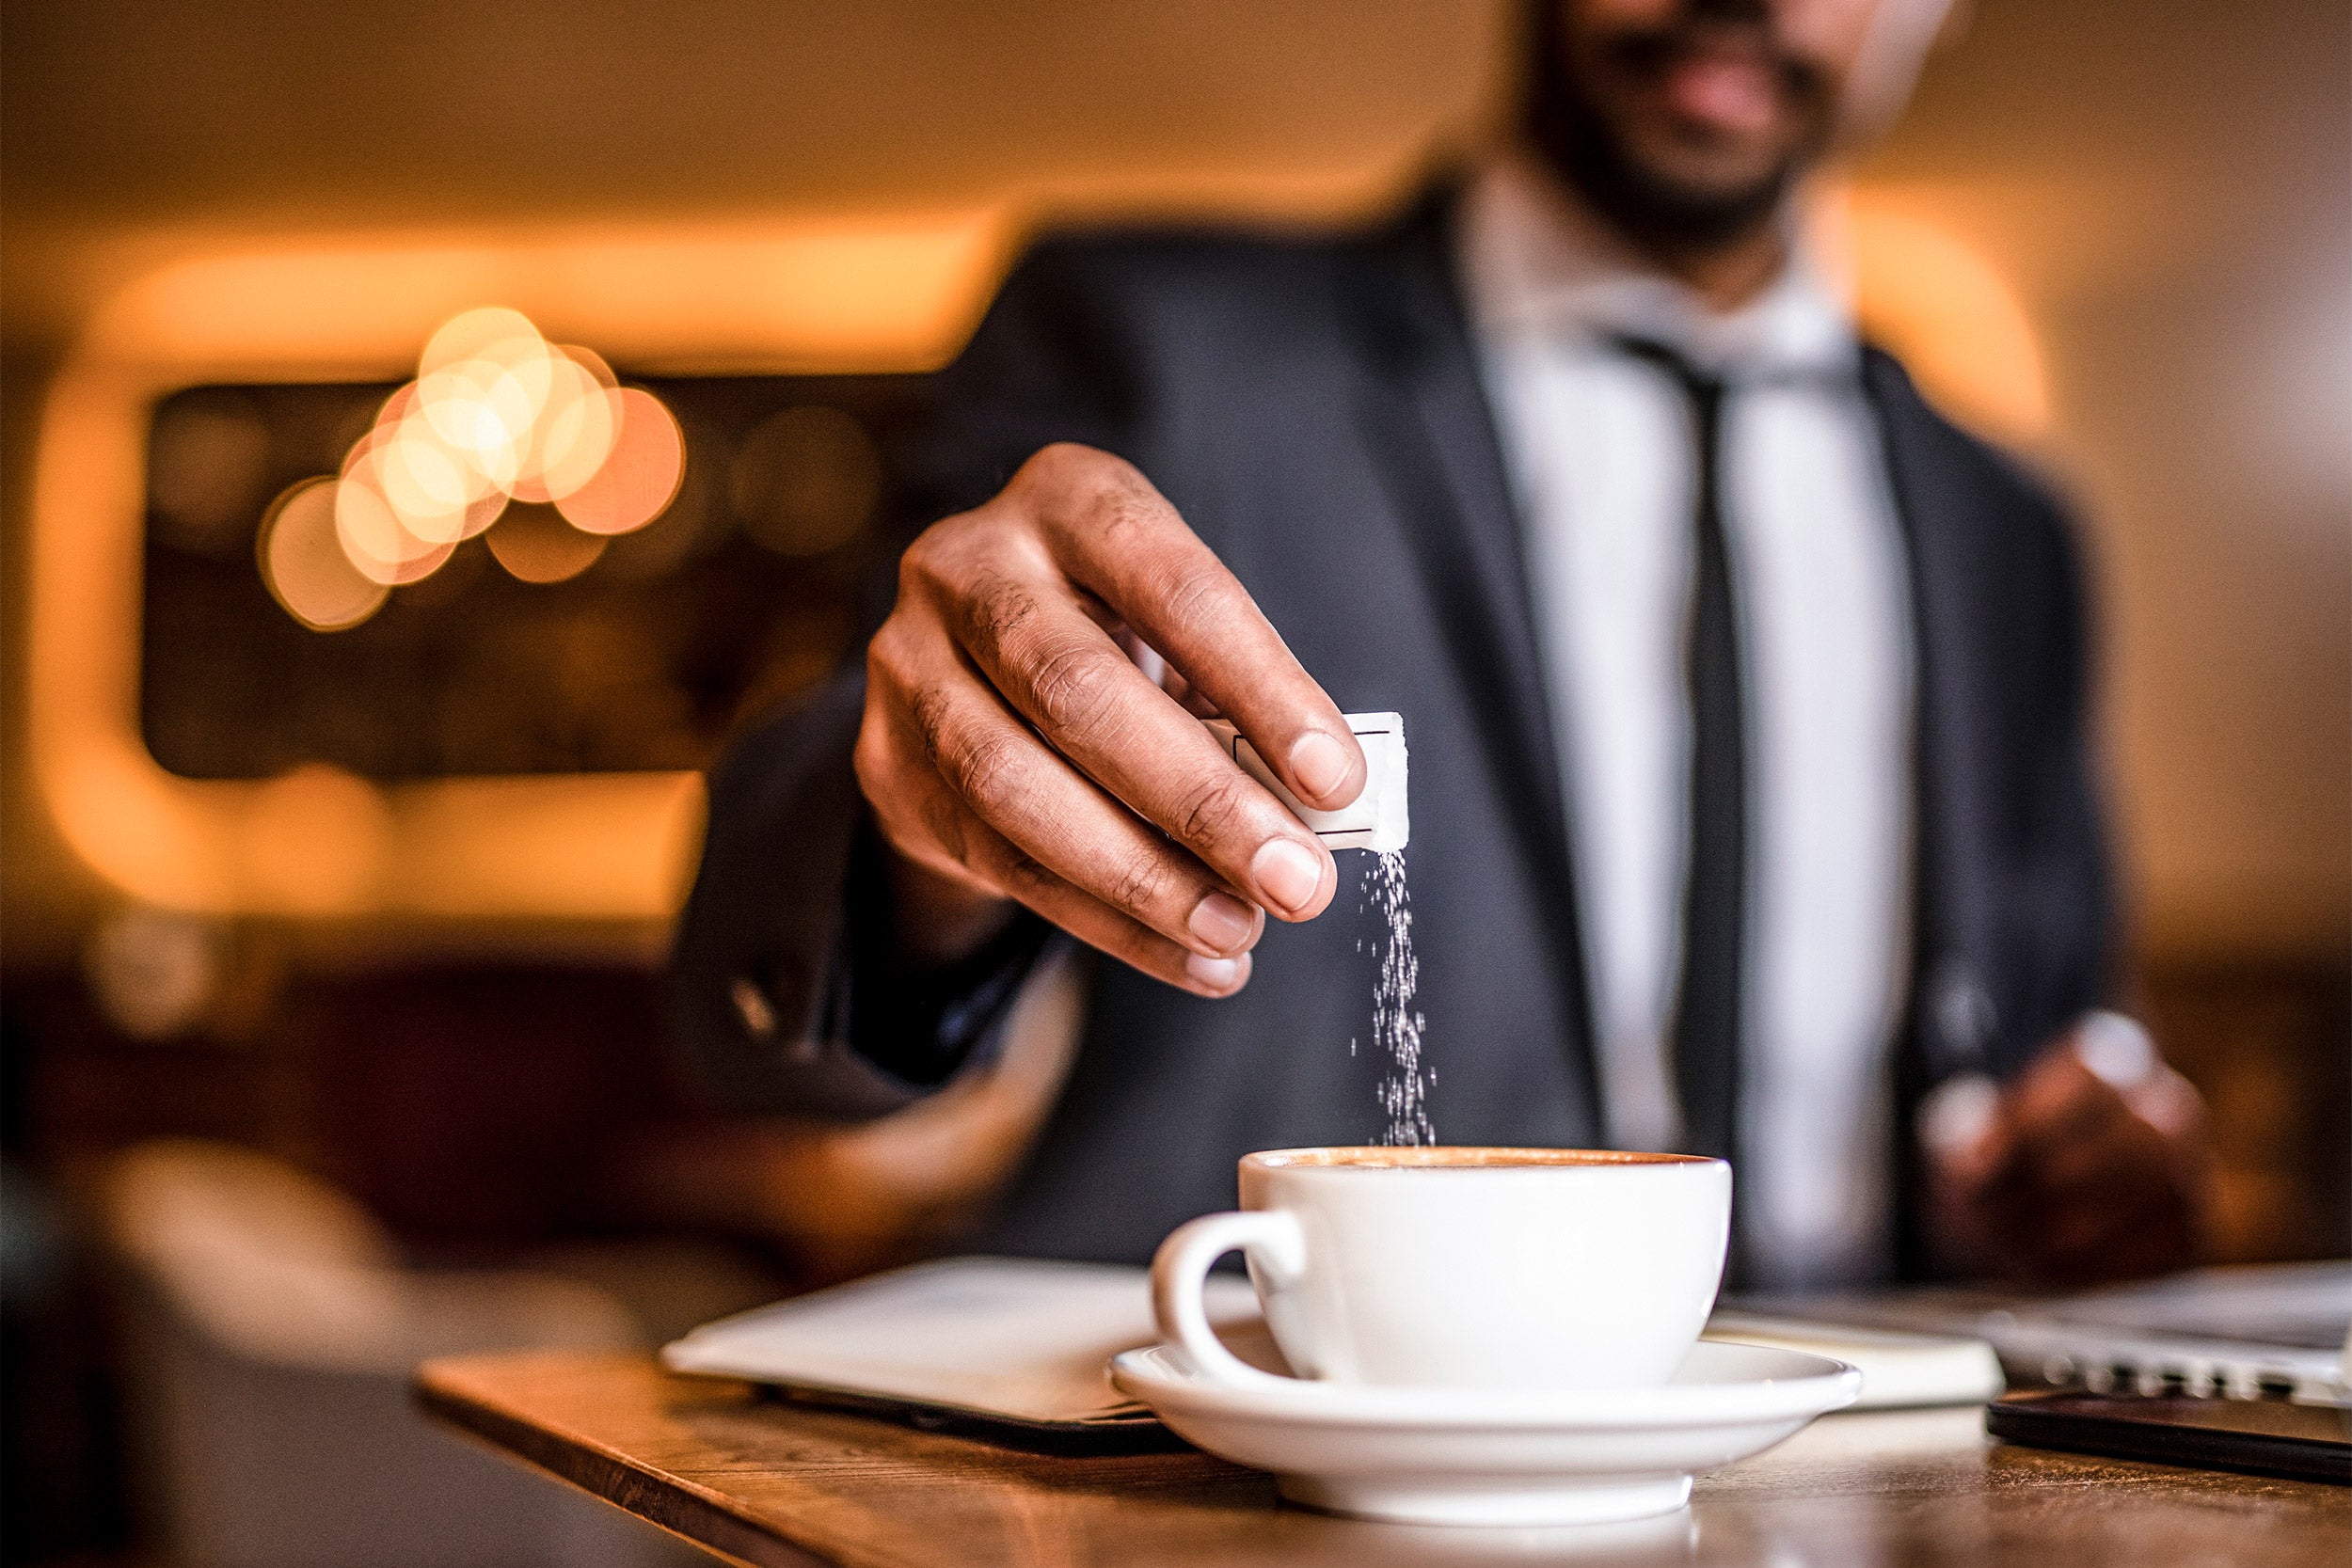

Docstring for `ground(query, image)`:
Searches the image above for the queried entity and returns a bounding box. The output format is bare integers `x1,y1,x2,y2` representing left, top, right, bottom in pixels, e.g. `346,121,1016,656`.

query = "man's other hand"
1919,1013,2213,1287
855,444,1367,997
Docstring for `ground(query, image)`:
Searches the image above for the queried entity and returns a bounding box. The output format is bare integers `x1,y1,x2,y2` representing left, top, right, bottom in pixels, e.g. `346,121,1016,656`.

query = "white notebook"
660,1256,2001,1444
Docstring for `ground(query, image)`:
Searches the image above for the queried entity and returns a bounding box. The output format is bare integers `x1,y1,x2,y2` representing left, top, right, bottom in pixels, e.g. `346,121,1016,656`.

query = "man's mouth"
1649,40,1785,137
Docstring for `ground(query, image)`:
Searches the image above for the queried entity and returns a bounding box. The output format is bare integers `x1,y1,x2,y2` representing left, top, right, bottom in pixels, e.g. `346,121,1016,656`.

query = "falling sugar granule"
1364,848,1434,1146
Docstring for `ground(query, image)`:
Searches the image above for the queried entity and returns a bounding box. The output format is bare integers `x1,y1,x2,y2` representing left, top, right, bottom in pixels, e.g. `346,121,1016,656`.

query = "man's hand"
855,444,1368,997
1920,1013,2212,1287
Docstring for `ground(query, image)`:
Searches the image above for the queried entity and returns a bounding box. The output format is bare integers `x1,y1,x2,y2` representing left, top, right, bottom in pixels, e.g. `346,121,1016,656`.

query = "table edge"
414,1355,835,1568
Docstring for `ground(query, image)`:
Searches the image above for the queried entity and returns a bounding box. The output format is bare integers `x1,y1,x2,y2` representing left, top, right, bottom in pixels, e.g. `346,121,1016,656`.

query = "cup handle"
1149,1209,1307,1388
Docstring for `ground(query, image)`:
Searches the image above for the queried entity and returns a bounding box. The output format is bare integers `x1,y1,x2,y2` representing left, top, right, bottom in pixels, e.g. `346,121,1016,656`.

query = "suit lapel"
1338,192,1601,1120
1868,347,2032,1279
1863,349,2008,1088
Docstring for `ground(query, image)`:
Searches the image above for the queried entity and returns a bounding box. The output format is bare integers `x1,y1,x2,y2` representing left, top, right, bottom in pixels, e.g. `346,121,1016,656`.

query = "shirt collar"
1455,148,1858,381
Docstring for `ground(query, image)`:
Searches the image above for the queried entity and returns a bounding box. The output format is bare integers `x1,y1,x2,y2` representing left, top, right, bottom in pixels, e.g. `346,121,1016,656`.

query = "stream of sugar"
1358,848,1434,1146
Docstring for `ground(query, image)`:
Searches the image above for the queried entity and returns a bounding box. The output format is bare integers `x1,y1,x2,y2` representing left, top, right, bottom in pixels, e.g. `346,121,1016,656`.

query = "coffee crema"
1248,1146,1712,1170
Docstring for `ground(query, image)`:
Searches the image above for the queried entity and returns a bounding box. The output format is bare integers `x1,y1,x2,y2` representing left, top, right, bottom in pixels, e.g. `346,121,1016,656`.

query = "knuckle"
905,681,956,769
993,846,1056,900
961,565,1041,657
1025,445,1159,533
1172,769,1254,853
1023,639,1118,735
866,621,917,693
898,520,953,594
946,727,1027,816
1104,847,1175,917
1025,441,1131,494
1159,560,1235,629
896,539,929,596
899,509,1004,600
1089,481,1164,546
851,712,891,792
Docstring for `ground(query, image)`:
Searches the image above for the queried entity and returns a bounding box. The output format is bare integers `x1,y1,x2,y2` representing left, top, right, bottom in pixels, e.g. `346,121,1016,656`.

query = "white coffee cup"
1150,1147,1730,1391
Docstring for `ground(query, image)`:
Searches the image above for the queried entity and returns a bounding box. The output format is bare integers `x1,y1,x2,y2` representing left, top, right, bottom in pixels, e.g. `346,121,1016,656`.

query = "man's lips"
1653,46,1783,135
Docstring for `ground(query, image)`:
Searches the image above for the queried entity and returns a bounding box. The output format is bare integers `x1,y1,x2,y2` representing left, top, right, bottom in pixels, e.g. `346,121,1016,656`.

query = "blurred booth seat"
98,1138,702,1568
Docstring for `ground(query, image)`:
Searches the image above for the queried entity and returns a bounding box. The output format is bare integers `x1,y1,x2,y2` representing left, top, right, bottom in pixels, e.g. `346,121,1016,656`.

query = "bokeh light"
519,361,618,503
256,477,389,631
733,404,880,556
555,388,685,536
332,467,457,585
485,502,609,584
1833,194,2051,442
255,308,686,626
83,907,228,1040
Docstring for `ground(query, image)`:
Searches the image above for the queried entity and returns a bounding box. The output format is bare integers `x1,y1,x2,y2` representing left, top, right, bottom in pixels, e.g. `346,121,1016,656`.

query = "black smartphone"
1989,1388,2351,1484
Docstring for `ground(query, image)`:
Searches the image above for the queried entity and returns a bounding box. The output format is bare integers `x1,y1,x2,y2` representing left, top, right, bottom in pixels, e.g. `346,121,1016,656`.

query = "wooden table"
417,1353,2350,1567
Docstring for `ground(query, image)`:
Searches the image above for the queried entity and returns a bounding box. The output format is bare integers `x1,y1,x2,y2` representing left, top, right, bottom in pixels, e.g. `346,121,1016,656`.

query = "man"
673,0,2209,1287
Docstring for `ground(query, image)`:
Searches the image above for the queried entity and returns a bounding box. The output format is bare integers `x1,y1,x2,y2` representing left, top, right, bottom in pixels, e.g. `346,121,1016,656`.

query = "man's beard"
1534,85,1800,253
1525,3,1832,255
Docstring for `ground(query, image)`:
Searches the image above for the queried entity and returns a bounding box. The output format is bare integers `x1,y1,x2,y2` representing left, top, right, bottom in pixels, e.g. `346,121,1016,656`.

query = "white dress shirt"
1457,153,1915,1287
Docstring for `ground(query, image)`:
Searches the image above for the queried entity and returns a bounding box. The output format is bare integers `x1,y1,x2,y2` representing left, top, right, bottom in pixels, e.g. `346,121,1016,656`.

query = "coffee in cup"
1150,1147,1730,1391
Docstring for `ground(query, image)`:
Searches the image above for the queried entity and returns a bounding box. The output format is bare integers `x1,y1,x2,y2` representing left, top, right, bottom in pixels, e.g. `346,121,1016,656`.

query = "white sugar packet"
1201,711,1407,853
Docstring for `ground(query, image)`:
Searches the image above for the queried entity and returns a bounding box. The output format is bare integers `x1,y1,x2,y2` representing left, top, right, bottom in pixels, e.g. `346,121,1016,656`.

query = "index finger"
938,569,1339,922
1020,446,1367,811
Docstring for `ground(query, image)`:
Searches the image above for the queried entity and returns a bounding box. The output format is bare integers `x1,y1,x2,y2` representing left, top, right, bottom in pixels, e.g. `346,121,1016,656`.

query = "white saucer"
1109,1338,1860,1527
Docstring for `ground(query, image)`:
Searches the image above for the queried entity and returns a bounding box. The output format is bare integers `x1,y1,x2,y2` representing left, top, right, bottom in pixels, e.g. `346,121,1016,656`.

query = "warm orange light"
72,216,1011,376
420,307,544,381
237,765,393,914
1829,189,2052,441
25,214,1008,920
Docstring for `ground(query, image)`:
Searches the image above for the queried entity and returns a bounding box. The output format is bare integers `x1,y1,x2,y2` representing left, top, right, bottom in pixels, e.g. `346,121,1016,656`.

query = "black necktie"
1612,336,1747,1177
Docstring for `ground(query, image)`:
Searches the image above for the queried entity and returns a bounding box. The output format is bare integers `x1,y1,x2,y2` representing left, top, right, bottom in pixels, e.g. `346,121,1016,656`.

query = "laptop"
1751,1259,2352,1405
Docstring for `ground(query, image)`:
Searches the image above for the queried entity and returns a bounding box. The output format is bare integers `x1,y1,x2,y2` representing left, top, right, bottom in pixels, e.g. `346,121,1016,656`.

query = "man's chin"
1616,117,1809,213
1639,162,1794,223
1580,149,1795,250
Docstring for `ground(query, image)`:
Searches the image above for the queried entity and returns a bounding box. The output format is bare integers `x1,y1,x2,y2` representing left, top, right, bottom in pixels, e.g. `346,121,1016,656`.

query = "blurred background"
2,1,2344,1562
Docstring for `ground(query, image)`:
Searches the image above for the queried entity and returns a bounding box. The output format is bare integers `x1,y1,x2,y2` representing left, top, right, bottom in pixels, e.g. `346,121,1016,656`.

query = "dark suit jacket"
669,190,2116,1276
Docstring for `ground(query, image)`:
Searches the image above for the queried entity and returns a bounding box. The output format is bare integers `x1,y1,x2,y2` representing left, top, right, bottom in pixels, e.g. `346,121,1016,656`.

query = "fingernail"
1187,892,1257,955
1185,952,1248,993
1252,837,1323,915
1289,730,1355,805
